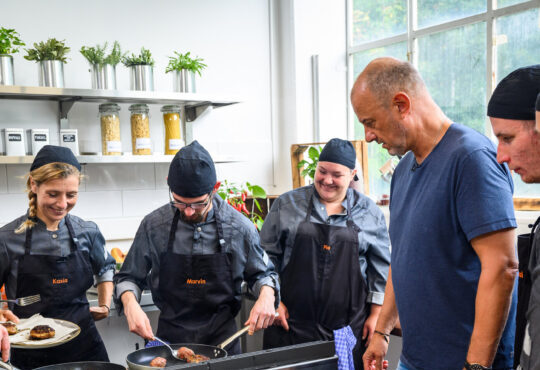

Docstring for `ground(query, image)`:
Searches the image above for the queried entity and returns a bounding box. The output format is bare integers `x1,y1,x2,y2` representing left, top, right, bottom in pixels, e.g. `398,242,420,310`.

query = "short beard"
180,211,205,224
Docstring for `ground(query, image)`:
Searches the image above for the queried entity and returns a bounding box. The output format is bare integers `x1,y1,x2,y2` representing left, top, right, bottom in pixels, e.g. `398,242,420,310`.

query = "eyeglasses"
169,191,213,211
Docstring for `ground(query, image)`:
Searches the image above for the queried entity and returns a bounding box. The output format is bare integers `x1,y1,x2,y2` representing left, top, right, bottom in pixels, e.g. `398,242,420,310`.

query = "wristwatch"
464,361,491,370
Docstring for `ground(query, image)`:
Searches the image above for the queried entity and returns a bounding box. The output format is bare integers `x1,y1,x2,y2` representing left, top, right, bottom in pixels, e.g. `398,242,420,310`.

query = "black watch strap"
464,361,491,370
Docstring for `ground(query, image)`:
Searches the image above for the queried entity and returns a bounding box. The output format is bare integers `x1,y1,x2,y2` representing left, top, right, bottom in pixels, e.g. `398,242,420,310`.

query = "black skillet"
126,343,227,370
33,361,126,370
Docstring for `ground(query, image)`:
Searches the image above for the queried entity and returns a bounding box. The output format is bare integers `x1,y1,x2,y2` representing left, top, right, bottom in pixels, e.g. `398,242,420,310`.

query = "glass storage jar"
99,103,122,155
129,103,151,155
160,105,183,155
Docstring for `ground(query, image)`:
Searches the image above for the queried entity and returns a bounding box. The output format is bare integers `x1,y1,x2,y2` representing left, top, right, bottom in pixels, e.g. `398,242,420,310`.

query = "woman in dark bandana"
0,145,116,369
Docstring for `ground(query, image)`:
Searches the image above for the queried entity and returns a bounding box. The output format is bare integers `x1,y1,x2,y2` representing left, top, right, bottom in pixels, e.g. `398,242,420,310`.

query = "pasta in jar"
99,103,121,155
129,104,151,155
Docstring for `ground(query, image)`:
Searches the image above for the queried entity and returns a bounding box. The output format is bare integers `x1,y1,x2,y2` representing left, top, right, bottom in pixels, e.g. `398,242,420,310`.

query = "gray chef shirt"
0,214,116,305
260,185,390,305
113,195,279,313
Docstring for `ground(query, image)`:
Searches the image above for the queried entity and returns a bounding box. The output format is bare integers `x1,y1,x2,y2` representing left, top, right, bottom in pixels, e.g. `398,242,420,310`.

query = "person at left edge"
113,140,279,354
0,145,115,370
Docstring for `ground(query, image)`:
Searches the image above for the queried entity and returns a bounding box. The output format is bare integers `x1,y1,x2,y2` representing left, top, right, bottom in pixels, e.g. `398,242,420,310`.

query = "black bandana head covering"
319,138,356,169
167,140,216,197
487,64,540,120
30,145,81,171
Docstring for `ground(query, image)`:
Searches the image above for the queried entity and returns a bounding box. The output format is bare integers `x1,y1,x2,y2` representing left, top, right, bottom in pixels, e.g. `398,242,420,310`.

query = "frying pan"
126,343,227,370
34,362,126,370
0,361,126,370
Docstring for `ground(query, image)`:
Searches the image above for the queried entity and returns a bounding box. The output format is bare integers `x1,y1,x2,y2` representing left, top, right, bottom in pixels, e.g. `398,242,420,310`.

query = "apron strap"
167,209,181,252
64,215,81,253
24,216,79,255
166,198,226,253
212,199,226,252
308,188,358,231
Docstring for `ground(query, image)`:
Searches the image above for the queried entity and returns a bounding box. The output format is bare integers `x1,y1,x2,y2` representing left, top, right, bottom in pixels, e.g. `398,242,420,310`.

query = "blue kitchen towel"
333,325,357,370
145,339,167,348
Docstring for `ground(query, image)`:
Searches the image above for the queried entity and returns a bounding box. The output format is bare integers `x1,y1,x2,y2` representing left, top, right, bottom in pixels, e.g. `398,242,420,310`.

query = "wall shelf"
0,85,240,143
0,154,241,165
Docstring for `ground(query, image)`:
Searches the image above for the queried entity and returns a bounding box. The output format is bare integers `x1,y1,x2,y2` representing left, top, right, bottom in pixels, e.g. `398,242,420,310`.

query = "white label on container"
136,138,152,149
169,139,183,150
63,134,76,143
34,134,48,142
8,134,22,141
107,141,122,153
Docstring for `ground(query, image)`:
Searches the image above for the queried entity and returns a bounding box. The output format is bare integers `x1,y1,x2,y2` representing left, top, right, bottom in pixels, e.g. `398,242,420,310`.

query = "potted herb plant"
80,41,125,90
24,38,70,87
0,27,25,85
122,47,155,91
165,51,207,93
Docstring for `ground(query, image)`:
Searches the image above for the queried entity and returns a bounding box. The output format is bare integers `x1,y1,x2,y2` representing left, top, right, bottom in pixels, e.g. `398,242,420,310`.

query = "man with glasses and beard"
114,141,279,354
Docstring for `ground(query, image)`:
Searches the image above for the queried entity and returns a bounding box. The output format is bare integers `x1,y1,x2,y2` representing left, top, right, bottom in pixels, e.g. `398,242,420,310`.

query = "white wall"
0,0,351,238
0,0,277,236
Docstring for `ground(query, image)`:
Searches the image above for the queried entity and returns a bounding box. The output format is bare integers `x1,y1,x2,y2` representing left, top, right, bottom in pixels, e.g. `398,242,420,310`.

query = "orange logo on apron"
186,278,206,285
323,244,331,251
52,278,68,284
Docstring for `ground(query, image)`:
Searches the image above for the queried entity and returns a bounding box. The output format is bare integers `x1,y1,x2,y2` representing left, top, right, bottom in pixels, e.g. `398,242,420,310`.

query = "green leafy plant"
80,41,125,66
24,38,70,63
217,180,267,230
0,27,25,55
104,41,124,65
165,51,207,75
122,47,154,67
297,146,323,180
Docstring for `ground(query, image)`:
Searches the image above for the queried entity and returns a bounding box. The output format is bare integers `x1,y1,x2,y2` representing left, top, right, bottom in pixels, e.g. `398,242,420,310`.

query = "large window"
349,0,540,201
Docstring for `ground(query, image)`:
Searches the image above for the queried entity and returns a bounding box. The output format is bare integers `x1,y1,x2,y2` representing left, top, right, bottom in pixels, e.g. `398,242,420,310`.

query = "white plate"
10,318,81,349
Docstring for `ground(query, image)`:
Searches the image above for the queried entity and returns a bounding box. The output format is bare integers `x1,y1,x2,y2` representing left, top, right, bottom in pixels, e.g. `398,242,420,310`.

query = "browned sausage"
149,356,167,367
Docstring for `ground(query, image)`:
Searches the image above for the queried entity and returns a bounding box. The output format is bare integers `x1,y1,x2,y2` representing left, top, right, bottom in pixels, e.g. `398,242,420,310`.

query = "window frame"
346,0,540,210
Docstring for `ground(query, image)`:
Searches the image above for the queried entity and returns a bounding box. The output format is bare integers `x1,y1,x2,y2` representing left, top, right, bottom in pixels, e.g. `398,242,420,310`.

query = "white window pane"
352,0,407,44
417,0,485,29
495,8,540,198
352,43,407,199
495,9,540,83
497,0,530,9
418,22,487,134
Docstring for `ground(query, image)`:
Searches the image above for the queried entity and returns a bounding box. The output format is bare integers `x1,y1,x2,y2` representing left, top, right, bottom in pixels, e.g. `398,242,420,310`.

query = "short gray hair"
362,60,427,107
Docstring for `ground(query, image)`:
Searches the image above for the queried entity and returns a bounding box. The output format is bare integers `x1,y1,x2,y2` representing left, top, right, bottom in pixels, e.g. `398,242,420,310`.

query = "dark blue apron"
156,206,242,354
11,216,108,370
263,195,369,369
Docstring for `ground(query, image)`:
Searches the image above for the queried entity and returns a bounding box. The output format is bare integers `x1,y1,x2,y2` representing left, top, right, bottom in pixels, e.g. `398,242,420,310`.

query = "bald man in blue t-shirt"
351,58,517,370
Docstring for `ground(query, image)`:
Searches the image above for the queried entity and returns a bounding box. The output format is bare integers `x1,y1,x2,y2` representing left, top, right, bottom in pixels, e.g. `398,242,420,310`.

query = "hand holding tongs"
0,294,40,307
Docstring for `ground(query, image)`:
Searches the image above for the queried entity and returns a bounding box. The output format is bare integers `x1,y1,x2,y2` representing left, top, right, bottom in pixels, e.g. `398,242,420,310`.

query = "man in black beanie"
488,65,540,370
260,138,390,369
114,141,279,354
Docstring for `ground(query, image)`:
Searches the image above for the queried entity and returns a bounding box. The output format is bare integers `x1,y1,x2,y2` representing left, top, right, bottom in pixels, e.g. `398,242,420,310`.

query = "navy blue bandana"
319,138,356,169
30,145,81,171
167,140,216,197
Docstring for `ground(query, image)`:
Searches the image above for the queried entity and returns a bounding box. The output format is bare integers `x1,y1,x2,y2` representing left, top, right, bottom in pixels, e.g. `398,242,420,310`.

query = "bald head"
351,58,427,108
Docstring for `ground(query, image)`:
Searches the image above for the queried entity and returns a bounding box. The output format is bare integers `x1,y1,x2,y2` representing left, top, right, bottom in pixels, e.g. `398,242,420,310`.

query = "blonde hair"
15,162,82,234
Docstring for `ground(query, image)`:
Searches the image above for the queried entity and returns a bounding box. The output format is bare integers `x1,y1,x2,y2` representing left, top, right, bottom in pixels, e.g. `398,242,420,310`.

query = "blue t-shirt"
390,124,517,370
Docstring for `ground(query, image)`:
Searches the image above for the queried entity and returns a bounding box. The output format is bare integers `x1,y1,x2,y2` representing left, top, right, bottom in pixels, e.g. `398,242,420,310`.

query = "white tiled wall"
0,163,173,241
